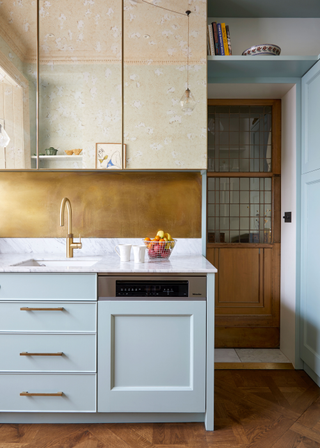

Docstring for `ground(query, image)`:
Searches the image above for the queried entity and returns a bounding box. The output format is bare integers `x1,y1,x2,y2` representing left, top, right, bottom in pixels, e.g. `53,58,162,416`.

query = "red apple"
161,249,170,258
154,244,161,254
148,249,157,258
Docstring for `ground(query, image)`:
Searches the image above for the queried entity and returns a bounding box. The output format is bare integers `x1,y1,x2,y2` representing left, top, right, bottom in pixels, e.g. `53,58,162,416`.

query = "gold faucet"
60,197,82,258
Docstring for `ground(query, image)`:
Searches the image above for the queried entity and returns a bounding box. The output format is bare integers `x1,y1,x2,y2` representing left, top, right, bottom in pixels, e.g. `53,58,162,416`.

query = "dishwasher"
97,275,207,414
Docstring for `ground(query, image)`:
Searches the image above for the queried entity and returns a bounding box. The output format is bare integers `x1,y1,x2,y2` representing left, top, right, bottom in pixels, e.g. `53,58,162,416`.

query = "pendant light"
180,10,196,113
141,2,196,113
0,120,10,147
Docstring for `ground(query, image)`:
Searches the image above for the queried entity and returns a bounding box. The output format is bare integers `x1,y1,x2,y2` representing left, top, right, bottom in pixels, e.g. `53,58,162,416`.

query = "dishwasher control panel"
116,280,188,297
98,276,206,300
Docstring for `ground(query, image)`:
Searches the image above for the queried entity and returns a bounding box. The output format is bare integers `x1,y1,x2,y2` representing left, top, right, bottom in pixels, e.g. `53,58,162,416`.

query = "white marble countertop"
0,253,217,274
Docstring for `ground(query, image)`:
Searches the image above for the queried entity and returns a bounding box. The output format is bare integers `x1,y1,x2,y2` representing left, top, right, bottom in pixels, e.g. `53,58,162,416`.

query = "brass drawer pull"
20,307,64,311
20,352,64,356
20,392,63,397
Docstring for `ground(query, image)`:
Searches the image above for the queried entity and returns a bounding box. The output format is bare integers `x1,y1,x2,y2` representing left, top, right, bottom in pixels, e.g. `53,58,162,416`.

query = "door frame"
204,77,304,367
205,99,281,348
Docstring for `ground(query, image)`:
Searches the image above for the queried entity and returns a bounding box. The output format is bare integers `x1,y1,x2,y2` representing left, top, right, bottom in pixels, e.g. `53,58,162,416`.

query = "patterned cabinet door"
123,0,207,169
300,169,320,383
301,61,320,174
38,0,122,170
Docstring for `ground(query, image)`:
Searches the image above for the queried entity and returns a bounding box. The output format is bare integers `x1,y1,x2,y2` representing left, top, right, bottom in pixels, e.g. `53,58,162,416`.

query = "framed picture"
95,143,126,169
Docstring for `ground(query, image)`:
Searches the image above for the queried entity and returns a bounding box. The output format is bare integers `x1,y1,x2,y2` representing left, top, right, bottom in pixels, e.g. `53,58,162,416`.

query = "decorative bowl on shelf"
242,44,281,56
44,147,58,155
65,149,83,155
142,238,176,261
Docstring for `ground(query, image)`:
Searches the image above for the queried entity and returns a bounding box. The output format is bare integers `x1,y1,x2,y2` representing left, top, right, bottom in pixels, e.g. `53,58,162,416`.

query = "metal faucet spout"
60,197,82,258
60,197,72,235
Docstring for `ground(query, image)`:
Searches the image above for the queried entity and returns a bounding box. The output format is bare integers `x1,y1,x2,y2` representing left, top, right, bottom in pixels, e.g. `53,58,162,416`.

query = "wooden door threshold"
215,362,294,370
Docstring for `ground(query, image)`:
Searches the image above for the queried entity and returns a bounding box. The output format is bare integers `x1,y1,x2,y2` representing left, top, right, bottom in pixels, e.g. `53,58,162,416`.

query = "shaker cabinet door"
301,60,320,174
300,169,320,382
300,61,320,384
98,300,206,413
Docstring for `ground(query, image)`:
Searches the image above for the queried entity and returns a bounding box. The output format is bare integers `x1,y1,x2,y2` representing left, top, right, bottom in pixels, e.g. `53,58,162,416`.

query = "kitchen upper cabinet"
0,0,207,170
38,0,122,170
0,0,37,169
122,0,207,170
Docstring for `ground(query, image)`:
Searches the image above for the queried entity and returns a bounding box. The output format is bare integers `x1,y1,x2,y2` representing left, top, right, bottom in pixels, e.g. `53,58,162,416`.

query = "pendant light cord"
141,0,187,16
186,10,190,89
141,2,191,89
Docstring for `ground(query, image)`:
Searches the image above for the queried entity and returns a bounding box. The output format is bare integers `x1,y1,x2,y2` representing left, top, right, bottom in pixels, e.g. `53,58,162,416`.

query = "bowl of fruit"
143,230,176,261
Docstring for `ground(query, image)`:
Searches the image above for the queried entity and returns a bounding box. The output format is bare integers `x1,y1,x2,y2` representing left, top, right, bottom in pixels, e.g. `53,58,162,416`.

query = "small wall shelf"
208,55,320,81
31,155,83,159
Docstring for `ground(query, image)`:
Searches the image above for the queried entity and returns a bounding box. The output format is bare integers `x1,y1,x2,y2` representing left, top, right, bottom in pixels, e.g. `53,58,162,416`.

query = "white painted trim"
280,85,297,366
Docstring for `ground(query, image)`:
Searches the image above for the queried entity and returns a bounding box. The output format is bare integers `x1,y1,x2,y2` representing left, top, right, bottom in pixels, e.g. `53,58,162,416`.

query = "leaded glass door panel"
206,100,281,348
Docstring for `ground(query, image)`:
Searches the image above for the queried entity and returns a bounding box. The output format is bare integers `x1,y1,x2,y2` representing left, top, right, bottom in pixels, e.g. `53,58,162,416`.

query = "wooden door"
206,100,281,347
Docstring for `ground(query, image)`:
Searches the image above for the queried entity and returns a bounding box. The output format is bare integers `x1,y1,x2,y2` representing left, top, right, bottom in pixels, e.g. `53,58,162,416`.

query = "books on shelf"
212,22,220,55
216,23,225,55
208,22,215,56
226,25,232,55
221,23,229,55
207,22,232,56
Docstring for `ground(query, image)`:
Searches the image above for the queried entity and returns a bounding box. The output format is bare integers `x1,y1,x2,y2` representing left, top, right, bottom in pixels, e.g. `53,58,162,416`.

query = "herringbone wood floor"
1,370,320,448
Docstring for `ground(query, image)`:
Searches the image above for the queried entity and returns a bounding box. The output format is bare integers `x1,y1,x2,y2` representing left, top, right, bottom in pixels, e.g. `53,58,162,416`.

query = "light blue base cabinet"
0,272,215,430
98,300,206,413
0,273,97,413
0,374,96,412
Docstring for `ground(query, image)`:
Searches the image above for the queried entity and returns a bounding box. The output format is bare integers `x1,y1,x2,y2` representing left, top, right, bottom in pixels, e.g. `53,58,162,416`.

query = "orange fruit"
144,237,151,241
154,236,160,241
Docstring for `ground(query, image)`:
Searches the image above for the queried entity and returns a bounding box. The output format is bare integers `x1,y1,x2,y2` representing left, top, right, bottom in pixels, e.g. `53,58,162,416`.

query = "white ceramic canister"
132,245,147,263
114,244,132,262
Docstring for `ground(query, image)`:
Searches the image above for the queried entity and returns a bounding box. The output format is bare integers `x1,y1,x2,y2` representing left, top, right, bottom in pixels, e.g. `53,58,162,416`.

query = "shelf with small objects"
207,2,320,81
31,155,83,170
207,55,319,81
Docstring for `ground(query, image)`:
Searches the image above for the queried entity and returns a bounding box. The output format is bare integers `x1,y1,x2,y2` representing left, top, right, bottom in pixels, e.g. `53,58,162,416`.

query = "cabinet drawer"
0,334,96,372
0,373,96,412
0,273,97,301
0,302,96,332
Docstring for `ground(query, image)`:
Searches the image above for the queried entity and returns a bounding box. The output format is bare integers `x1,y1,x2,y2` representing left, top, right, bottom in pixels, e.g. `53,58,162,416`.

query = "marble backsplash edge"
0,238,203,256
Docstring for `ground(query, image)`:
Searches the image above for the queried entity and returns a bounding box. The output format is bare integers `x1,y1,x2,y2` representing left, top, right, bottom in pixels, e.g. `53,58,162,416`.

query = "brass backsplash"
0,172,201,238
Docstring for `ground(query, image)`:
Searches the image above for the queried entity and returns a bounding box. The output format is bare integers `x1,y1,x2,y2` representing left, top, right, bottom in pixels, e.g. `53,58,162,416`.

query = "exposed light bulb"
180,88,196,113
0,124,10,147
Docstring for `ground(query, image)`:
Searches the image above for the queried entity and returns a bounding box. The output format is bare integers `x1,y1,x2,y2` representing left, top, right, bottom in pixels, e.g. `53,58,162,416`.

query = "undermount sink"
12,257,102,268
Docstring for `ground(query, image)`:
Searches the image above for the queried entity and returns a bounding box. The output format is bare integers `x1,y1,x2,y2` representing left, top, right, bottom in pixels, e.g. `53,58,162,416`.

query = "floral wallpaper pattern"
124,0,207,169
0,0,207,170
39,63,122,168
124,63,207,169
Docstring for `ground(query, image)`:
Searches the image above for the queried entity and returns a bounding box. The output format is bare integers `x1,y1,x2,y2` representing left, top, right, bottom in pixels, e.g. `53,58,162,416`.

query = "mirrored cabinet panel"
0,0,37,169
0,1,207,170
38,0,122,169
123,0,207,169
